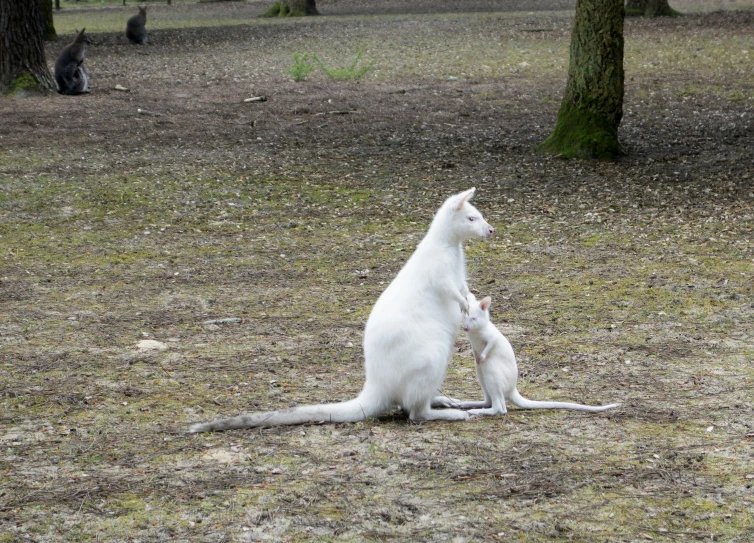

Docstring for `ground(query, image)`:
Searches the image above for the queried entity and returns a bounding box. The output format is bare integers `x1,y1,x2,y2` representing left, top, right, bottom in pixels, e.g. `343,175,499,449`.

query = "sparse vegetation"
313,51,374,80
286,52,316,81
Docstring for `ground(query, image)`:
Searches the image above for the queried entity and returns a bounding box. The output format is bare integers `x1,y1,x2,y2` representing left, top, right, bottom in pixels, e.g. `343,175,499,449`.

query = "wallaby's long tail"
188,394,382,433
508,389,617,412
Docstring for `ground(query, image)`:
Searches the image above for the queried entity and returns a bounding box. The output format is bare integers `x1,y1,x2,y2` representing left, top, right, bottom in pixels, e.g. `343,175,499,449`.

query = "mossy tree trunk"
0,0,55,95
625,0,680,16
40,0,57,41
262,0,318,17
537,0,624,159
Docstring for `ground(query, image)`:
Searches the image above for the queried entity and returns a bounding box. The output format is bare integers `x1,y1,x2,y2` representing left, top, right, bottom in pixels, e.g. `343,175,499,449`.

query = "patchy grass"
3,1,754,541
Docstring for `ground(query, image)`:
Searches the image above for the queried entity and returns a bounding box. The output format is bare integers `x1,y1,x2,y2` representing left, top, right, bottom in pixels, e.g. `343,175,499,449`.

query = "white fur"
189,188,494,432
458,293,618,416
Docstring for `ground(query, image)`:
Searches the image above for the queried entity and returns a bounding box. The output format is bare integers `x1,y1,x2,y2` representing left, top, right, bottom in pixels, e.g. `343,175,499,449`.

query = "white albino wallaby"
189,188,495,432
458,293,618,416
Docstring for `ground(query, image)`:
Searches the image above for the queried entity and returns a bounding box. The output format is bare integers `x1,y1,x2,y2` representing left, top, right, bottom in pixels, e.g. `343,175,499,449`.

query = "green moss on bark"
7,73,42,96
261,0,317,17
262,2,304,16
537,103,622,159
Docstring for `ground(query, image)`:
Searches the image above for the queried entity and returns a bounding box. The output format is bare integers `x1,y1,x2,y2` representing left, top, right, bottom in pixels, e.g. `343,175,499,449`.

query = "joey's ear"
480,296,492,311
453,187,476,211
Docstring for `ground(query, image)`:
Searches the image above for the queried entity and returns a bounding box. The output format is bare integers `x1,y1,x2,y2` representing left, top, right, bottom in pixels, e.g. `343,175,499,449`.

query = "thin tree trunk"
537,0,624,159
0,0,56,94
40,0,57,41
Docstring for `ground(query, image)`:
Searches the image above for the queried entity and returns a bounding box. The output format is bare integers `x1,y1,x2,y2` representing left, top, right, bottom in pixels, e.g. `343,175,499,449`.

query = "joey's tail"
508,389,617,412
188,393,384,433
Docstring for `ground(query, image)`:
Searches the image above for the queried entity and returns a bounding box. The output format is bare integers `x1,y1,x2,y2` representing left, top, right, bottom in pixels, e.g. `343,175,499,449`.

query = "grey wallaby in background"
126,6,148,45
54,29,92,95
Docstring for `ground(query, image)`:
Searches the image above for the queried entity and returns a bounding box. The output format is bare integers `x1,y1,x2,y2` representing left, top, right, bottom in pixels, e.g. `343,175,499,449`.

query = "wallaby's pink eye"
468,216,476,222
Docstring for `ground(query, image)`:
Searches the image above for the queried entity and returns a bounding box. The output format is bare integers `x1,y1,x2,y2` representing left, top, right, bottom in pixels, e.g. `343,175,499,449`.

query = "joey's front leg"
478,338,497,364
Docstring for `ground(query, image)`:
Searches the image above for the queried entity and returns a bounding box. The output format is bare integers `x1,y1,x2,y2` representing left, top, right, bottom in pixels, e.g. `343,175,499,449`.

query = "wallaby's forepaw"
460,298,470,314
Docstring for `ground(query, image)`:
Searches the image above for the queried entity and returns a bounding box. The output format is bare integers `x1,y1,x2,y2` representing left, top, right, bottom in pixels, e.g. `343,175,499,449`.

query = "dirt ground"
1,1,753,541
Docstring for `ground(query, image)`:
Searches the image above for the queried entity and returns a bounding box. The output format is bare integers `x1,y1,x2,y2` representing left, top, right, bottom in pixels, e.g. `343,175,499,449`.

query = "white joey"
458,293,618,417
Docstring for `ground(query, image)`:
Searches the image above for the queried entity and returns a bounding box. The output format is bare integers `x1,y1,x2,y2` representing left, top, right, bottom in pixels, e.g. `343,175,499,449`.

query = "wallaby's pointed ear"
480,296,492,311
453,187,476,211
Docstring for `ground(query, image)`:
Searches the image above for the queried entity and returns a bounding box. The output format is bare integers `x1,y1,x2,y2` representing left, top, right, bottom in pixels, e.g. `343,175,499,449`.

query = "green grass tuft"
313,52,374,81
286,52,316,81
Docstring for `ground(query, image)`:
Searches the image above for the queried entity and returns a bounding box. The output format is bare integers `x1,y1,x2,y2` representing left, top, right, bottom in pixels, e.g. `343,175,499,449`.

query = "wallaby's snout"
486,225,495,237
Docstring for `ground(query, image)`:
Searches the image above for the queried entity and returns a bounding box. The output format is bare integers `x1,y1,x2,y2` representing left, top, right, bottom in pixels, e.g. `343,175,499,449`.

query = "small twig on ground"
203,317,242,325
137,108,161,116
314,110,359,116
158,360,173,379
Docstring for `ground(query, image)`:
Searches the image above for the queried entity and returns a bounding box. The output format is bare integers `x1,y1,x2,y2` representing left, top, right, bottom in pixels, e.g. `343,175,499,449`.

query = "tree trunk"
0,0,56,95
262,0,318,17
626,0,680,16
40,0,57,41
537,0,624,159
